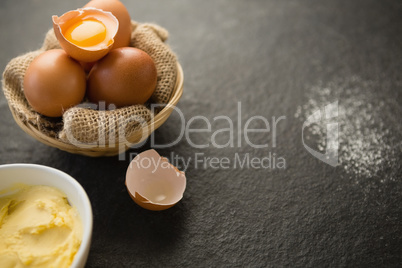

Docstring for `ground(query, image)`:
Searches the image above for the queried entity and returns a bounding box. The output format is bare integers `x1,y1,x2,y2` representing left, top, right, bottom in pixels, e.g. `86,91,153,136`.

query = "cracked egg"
126,150,186,211
83,0,132,49
52,7,118,63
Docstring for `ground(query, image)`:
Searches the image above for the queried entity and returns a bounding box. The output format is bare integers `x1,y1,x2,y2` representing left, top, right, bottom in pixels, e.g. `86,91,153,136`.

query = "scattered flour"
295,76,402,180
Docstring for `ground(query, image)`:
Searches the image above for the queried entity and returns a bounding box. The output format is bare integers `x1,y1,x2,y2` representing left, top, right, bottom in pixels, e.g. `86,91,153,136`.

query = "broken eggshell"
52,7,119,63
125,149,186,211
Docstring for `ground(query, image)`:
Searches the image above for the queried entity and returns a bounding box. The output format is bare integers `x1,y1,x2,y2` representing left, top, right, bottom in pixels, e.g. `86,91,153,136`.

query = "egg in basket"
2,0,183,157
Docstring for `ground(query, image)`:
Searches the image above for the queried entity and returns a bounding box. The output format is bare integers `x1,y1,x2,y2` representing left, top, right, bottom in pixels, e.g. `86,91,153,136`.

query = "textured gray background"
1,0,401,267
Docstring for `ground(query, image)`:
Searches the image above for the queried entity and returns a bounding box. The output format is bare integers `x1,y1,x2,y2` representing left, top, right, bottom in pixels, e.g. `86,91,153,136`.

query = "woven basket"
3,22,183,157
9,63,183,157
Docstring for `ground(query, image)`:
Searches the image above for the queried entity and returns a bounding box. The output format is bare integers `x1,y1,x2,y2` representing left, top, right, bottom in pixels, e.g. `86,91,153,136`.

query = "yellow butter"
0,185,82,268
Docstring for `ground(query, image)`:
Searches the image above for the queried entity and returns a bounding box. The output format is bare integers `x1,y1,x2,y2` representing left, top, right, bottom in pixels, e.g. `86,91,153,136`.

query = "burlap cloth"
2,21,177,146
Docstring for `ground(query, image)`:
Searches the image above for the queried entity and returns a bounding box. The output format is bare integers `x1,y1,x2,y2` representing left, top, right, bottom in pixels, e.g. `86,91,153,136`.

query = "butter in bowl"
0,164,93,268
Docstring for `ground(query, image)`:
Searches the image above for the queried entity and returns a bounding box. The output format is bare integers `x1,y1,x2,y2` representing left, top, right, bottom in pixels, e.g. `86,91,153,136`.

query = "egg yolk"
64,19,108,47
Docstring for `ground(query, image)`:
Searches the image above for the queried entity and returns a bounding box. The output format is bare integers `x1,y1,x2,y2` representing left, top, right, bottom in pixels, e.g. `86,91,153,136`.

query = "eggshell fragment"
52,7,119,62
126,149,186,211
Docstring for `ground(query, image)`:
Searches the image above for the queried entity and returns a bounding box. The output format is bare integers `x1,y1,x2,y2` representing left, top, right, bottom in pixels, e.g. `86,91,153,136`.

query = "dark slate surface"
1,0,401,267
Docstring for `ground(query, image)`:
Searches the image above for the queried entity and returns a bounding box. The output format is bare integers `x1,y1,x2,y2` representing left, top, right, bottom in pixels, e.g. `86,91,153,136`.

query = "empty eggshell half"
52,7,118,62
126,149,186,211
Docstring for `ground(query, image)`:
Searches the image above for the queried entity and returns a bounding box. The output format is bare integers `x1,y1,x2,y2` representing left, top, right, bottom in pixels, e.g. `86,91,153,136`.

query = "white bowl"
0,163,93,268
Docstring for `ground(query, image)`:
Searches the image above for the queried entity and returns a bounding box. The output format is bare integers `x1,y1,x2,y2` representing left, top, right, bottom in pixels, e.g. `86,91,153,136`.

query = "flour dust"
295,76,401,182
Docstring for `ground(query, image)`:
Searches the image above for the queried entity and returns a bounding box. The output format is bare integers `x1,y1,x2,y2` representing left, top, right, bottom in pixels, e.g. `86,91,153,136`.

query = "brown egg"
84,0,132,49
23,49,86,117
87,47,157,107
52,8,119,63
